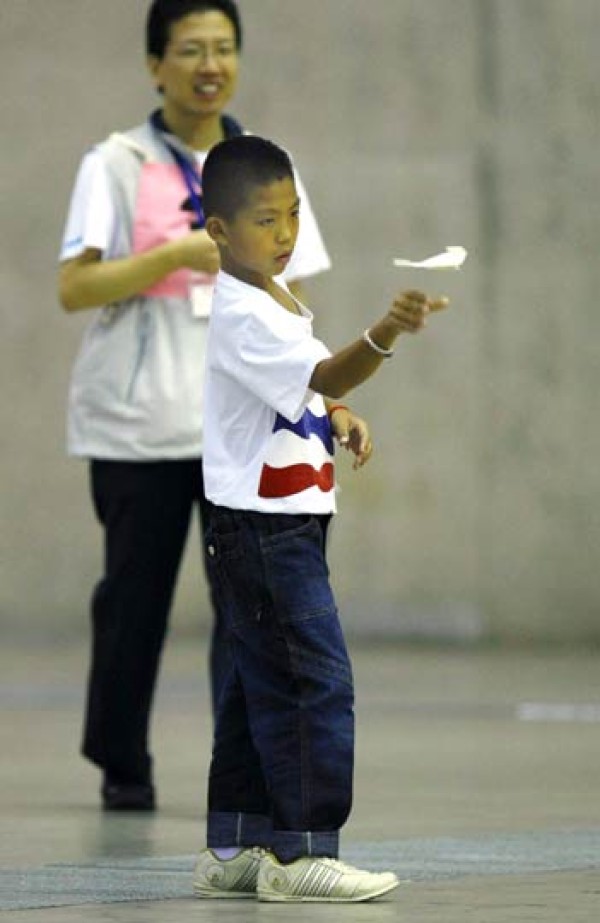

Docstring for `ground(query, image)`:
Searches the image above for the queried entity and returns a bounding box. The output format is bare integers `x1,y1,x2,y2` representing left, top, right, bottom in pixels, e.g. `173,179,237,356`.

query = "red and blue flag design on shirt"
258,407,335,499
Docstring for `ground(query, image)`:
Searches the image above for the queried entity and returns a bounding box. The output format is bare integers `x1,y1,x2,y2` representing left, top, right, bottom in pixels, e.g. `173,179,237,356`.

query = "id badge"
190,284,214,318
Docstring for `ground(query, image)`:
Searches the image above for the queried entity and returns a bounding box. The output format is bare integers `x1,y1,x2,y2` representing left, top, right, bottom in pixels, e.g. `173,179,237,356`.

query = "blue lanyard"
165,143,205,229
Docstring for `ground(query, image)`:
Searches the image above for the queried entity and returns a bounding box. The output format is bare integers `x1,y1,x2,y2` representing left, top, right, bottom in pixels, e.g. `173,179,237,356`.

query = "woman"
59,0,361,811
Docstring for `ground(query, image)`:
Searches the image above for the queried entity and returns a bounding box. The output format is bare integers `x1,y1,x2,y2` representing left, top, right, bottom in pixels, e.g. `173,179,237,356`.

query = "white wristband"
362,328,394,358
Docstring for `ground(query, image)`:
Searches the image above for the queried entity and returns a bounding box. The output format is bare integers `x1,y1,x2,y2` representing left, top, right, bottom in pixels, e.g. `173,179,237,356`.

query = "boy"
194,136,448,902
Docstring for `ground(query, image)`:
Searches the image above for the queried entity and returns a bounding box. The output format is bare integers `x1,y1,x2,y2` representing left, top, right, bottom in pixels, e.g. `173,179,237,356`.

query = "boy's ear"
206,216,229,246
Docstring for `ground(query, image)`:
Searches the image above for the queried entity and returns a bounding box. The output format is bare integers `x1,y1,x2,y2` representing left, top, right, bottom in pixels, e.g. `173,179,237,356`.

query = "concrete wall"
1,0,599,644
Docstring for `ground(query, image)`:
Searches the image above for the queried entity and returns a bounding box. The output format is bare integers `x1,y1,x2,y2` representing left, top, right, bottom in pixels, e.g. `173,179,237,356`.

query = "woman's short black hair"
146,0,243,58
202,136,295,222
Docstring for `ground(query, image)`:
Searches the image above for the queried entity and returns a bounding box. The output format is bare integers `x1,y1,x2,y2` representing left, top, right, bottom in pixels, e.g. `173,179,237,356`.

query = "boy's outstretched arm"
310,290,448,399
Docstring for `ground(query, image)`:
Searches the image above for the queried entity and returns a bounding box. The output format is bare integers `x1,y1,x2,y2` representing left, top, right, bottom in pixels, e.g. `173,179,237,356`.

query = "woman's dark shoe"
101,779,156,811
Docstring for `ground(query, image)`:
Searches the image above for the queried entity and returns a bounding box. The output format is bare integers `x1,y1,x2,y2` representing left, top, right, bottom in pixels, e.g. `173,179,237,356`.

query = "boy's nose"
277,221,293,243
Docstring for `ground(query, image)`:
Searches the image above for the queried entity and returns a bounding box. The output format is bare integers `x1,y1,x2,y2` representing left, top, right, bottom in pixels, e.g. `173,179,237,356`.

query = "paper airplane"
393,246,468,270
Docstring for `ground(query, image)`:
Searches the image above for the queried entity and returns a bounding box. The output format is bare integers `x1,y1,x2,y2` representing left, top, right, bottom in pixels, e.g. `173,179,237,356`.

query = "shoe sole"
257,878,401,903
102,802,155,811
193,885,257,900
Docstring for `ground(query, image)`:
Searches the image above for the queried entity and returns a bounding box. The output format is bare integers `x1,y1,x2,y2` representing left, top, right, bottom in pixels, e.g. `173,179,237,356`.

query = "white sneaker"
193,847,264,899
257,853,400,903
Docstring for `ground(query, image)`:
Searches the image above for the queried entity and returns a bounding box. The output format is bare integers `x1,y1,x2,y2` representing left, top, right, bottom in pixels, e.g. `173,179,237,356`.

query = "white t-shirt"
203,271,336,515
60,149,331,283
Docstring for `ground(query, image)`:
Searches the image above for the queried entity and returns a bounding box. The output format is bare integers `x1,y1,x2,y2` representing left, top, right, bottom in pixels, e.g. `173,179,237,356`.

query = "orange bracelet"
328,404,349,418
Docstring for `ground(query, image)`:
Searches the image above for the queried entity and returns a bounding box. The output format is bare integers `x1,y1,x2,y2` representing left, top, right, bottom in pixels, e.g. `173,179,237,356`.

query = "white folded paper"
393,246,467,270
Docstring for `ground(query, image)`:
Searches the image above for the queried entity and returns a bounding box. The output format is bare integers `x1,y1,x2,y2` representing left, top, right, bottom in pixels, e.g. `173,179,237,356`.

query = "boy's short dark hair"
203,136,295,222
146,0,243,58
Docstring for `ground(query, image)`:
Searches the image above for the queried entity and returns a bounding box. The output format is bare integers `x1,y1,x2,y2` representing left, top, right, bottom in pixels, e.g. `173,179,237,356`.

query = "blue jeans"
205,507,355,862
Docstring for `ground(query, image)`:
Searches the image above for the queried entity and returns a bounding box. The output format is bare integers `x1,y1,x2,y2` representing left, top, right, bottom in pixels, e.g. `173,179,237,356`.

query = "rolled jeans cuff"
207,811,339,862
207,811,272,849
271,830,339,863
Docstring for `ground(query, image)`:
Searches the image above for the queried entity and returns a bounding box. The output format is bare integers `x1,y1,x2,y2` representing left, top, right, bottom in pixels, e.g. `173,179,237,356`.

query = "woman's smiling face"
148,11,239,121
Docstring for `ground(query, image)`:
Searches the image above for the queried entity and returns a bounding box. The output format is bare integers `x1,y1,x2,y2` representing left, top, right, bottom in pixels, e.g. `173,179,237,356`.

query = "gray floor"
1,636,599,921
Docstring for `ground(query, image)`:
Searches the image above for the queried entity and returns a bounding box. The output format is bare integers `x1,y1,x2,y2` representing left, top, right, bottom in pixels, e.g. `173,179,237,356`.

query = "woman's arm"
59,231,220,312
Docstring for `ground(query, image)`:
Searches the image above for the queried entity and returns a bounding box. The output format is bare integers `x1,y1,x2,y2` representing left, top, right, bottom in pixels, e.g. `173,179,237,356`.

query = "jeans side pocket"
263,516,335,622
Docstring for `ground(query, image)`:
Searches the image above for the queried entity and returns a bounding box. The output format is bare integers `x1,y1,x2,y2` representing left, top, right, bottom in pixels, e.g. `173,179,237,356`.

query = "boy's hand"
389,290,449,334
330,407,373,470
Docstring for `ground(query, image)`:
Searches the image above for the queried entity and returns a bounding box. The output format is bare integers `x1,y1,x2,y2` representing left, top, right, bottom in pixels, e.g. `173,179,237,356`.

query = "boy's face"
148,11,239,119
211,177,300,282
